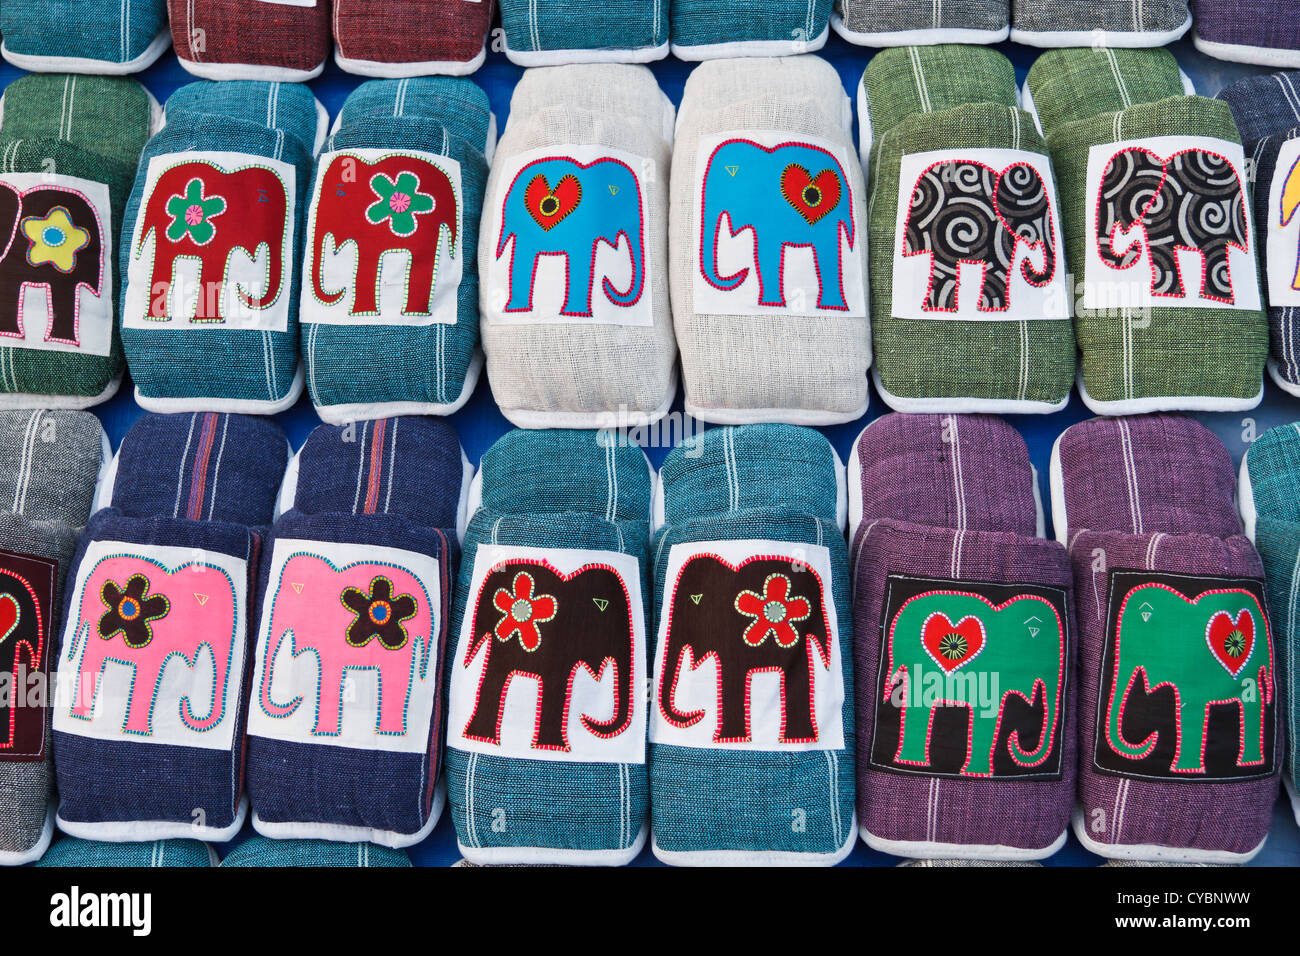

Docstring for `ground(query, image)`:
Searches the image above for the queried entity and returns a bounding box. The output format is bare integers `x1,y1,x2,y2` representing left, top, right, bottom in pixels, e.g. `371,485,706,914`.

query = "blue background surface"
7,29,1299,866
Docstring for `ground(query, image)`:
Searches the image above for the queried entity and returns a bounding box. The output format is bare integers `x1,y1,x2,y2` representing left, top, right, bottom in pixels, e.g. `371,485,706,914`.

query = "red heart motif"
780,165,842,226
524,174,582,232
921,613,985,674
1206,609,1255,678
0,594,17,645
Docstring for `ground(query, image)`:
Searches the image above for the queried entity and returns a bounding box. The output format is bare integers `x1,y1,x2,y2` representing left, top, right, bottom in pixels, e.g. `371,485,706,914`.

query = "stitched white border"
831,13,1008,48
176,57,325,84
860,823,1068,861
503,40,669,68
670,24,829,62
1077,373,1264,417
1009,13,1192,49
873,369,1070,416
0,806,53,866
58,796,249,843
459,822,648,866
1193,35,1300,70
313,351,483,425
1,30,171,75
651,812,856,866
135,363,306,416
1071,805,1268,863
335,44,487,78
0,371,123,410
252,785,445,848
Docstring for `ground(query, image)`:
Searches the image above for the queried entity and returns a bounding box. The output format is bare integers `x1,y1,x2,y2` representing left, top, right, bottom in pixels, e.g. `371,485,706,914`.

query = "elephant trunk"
700,186,745,294
582,634,635,738
1107,668,1157,759
659,636,706,728
259,630,302,719
1008,678,1056,765
181,642,230,731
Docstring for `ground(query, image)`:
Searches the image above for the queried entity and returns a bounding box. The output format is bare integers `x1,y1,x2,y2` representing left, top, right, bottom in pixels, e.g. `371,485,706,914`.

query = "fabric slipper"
37,837,215,866
671,0,831,60
480,65,677,428
1010,0,1192,48
670,56,870,425
862,45,1074,413
1050,414,1279,863
334,0,493,77
169,0,332,81
220,836,411,865
0,410,106,865
1192,0,1300,69
832,0,1009,47
445,429,652,865
246,416,468,847
849,412,1074,860
121,81,323,415
499,0,669,67
649,424,855,866
0,0,170,74
52,411,288,842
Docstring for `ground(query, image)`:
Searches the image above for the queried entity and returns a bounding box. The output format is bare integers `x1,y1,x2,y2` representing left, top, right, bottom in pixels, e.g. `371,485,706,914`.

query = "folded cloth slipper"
1239,422,1300,824
302,79,491,423
1217,74,1300,395
498,0,668,67
862,46,1074,413
445,429,651,865
849,413,1074,860
832,0,1009,47
1051,414,1279,863
220,835,411,865
121,81,323,415
1023,47,1193,138
0,75,156,409
52,411,288,842
169,0,332,82
670,56,870,425
246,416,467,847
37,837,215,866
1010,0,1192,48
334,0,493,76
671,0,831,60
649,424,855,866
0,0,170,74
1031,50,1267,414
1193,0,1300,69
0,411,106,865
479,66,677,428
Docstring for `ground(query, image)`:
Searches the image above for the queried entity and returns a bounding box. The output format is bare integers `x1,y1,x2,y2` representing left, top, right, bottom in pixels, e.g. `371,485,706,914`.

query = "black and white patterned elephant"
1095,147,1249,303
901,160,1057,312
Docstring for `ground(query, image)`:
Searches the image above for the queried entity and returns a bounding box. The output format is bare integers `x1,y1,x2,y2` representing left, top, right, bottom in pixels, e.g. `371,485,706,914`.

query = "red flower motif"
492,572,558,652
734,573,811,648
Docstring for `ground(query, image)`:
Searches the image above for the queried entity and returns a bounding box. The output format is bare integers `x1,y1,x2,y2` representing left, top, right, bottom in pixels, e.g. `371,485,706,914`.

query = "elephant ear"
0,183,21,261
1098,148,1164,268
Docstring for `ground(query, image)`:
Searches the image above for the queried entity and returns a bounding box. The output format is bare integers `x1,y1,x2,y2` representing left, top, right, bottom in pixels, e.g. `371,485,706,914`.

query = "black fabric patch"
0,546,57,761
1093,570,1277,782
870,574,1070,780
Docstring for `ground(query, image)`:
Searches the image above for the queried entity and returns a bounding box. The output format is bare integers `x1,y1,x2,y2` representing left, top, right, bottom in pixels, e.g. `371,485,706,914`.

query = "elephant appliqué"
871,579,1068,779
461,561,637,753
0,180,106,347
495,155,646,318
308,151,460,319
256,553,436,738
61,554,240,738
1095,146,1250,304
698,138,857,312
1097,573,1276,780
1277,154,1300,293
657,554,835,745
0,549,56,758
901,160,1058,312
133,158,290,323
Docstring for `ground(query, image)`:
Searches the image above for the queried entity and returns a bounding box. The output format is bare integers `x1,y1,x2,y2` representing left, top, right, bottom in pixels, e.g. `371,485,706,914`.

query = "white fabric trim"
650,465,665,535
458,822,648,866
334,43,487,78
831,13,1008,48
1071,805,1267,863
831,441,848,535
500,370,678,430
0,806,54,866
684,393,869,427
463,466,483,532
252,785,444,848
1009,13,1192,49
503,40,669,68
90,426,114,516
313,352,482,425
1193,35,1300,70
1077,373,1264,417
146,88,165,135
455,447,475,546
1048,430,1069,545
273,443,302,522
0,371,123,411
176,57,325,84
670,24,829,62
135,363,306,416
651,812,857,866
1268,358,1300,398
312,98,330,156
1,30,171,75
1285,775,1300,828
857,74,873,167
847,420,869,544
860,823,1067,861
873,368,1070,416
58,797,248,844
1031,463,1046,539
1238,447,1258,544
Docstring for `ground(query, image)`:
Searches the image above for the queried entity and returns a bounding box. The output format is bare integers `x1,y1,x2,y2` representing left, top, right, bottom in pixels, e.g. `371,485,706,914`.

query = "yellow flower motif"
22,207,90,274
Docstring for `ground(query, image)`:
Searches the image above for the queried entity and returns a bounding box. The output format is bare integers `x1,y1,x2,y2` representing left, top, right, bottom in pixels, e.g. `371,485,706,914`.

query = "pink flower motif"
390,192,412,214
185,204,205,226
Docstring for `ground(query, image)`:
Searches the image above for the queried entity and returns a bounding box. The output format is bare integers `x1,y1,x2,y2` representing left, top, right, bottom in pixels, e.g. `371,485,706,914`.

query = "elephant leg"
1173,706,1208,773
811,241,848,311
1199,243,1234,301
44,280,83,344
923,258,959,311
403,249,435,316
122,663,163,736
533,671,574,750
964,703,998,775
350,255,383,315
780,658,817,742
505,249,539,312
896,701,937,766
312,667,346,736
561,250,595,316
716,663,754,741
1238,696,1266,766
463,662,510,743
755,241,790,308
978,261,1011,312
1147,239,1186,298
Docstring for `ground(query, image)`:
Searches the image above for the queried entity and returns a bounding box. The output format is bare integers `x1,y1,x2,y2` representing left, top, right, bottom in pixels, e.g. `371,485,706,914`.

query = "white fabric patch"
650,539,846,753
1267,138,1300,310
691,129,867,318
448,544,647,765
246,539,443,754
54,541,248,751
124,150,297,332
0,172,114,356
1083,136,1261,312
891,148,1069,321
301,147,463,327
482,144,656,327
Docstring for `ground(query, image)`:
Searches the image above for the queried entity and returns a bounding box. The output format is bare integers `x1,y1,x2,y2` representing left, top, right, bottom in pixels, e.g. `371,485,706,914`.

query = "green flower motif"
366,171,436,237
164,178,227,246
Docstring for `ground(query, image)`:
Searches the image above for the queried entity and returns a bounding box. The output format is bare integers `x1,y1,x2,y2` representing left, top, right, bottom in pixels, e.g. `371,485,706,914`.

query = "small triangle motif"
690,594,703,605
194,593,209,606
593,598,609,612
291,582,304,595
608,184,619,197
726,166,739,177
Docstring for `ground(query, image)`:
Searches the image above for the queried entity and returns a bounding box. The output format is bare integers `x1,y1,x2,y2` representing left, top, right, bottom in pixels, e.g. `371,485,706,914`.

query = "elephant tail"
1283,162,1300,227
700,209,748,293
181,643,225,732
311,232,347,307
239,242,284,313
580,656,634,738
1007,680,1055,766
658,647,706,728
260,630,303,719
1106,668,1159,759
601,231,645,308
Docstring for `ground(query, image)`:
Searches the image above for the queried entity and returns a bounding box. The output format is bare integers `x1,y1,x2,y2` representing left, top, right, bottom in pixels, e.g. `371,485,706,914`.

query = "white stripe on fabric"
172,413,198,519
351,421,370,515
384,416,398,514
206,414,230,521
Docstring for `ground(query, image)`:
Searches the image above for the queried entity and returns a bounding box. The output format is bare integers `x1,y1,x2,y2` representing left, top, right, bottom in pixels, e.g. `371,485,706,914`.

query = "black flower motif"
99,574,170,649
939,631,968,661
341,576,417,651
1224,629,1247,658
